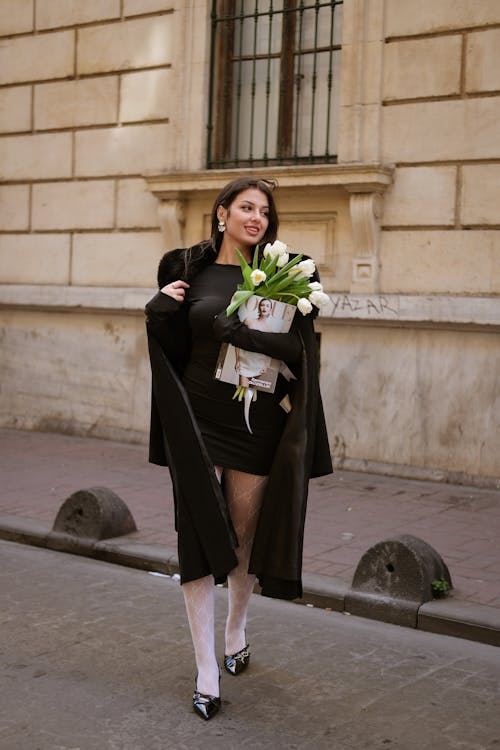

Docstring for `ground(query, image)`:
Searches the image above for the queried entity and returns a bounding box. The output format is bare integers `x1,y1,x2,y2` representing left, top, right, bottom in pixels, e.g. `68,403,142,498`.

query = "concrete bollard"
345,534,452,628
52,487,137,541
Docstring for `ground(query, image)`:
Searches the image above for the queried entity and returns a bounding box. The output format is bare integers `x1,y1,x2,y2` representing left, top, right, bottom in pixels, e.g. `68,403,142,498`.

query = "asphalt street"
1,540,499,750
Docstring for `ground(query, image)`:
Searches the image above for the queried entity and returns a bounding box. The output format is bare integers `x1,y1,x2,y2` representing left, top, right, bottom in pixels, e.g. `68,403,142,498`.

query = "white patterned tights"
181,469,267,697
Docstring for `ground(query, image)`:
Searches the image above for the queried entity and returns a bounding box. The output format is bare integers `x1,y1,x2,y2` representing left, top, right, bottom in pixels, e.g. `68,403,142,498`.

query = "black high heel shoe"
192,674,221,721
192,690,221,721
223,644,250,676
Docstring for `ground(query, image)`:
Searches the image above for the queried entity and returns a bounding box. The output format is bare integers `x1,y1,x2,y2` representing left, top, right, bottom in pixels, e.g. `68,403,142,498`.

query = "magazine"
214,295,296,394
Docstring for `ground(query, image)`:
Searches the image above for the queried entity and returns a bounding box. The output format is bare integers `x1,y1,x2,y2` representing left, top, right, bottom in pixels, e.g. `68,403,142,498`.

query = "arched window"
207,0,343,168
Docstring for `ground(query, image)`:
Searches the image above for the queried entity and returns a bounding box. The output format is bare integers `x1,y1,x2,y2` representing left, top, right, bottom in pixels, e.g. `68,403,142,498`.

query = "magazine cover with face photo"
214,295,296,394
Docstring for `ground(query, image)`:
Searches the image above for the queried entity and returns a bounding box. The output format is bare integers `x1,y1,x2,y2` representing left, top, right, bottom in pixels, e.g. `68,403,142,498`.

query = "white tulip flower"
263,240,288,259
276,252,289,268
297,297,313,315
308,281,323,292
293,258,316,279
309,291,330,308
250,269,267,285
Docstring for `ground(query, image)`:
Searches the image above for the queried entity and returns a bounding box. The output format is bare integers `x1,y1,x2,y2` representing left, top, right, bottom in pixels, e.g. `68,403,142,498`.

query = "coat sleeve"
145,254,191,466
145,288,190,375
212,310,302,363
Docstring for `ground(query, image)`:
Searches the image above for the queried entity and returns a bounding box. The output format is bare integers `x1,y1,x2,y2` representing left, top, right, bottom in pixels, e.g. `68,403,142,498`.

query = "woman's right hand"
160,280,189,303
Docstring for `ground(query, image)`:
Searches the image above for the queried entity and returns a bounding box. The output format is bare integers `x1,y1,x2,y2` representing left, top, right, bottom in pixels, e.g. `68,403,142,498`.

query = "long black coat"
145,242,333,600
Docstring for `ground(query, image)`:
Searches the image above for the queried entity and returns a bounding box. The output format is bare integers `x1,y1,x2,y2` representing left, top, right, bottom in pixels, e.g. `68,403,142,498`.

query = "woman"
235,297,274,387
145,177,332,720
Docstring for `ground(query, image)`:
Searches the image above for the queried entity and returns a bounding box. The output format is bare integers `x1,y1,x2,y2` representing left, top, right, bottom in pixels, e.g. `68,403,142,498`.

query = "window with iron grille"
207,0,343,169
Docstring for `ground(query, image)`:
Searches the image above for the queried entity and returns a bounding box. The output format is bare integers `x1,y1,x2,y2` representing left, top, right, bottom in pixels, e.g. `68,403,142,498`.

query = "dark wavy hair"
210,177,279,253
157,177,279,286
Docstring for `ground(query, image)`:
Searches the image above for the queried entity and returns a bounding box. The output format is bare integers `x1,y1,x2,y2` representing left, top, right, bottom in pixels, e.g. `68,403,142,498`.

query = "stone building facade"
0,0,499,485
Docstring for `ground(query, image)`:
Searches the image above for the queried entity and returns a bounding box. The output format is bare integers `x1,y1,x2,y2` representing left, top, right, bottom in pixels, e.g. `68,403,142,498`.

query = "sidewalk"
1,427,499,644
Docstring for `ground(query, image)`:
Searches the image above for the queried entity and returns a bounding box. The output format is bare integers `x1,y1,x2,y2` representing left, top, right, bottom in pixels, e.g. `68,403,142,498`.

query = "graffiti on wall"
329,295,399,318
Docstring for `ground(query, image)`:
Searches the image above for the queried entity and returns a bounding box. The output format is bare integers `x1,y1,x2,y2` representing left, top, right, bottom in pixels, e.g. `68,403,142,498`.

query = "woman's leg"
223,469,268,656
181,464,224,698
182,575,220,697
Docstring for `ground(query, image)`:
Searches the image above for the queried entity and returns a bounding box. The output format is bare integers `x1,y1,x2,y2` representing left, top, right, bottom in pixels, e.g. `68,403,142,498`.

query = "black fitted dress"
183,263,288,476
146,244,333,595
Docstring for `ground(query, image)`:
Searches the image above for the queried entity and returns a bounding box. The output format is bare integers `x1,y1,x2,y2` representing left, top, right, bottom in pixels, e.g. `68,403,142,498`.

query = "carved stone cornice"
144,164,394,289
3,286,500,332
145,164,393,196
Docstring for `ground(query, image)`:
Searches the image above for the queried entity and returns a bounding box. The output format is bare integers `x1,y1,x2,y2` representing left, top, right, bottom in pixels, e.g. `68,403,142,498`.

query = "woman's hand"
161,280,189,303
213,309,302,363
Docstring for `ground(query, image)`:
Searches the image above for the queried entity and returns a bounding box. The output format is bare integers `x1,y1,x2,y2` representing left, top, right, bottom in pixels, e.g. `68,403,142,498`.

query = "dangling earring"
218,220,225,233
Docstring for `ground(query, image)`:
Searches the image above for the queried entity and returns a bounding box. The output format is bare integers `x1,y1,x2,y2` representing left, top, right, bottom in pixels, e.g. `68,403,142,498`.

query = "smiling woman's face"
218,188,270,252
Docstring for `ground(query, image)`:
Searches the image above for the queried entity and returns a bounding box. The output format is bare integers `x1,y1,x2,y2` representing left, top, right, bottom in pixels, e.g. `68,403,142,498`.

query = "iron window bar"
207,0,343,169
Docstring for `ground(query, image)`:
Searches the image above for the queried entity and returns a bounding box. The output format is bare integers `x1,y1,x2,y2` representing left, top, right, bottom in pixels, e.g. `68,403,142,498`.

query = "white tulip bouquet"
226,240,330,317
221,241,330,431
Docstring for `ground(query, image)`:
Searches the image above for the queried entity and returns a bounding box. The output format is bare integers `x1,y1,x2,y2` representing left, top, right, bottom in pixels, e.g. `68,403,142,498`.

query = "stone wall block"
124,0,173,15
0,186,30,231
0,234,70,284
380,230,500,294
32,181,115,230
77,15,173,75
0,31,74,85
382,98,500,162
0,132,72,180
339,0,356,45
386,0,500,37
365,0,385,43
0,86,31,134
358,103,383,163
356,40,384,106
34,77,118,130
36,0,120,30
466,28,500,94
74,123,172,177
384,36,461,101
0,0,33,36
116,179,160,228
461,165,500,226
337,104,358,162
337,42,357,109
120,69,173,122
71,231,164,286
0,310,150,441
382,167,456,226
319,322,500,477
